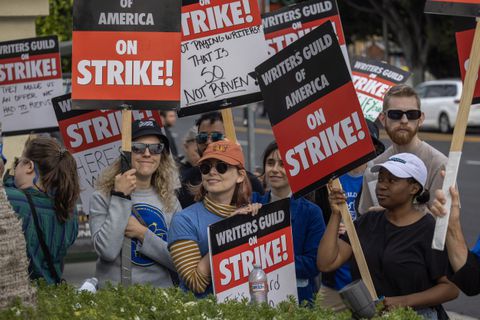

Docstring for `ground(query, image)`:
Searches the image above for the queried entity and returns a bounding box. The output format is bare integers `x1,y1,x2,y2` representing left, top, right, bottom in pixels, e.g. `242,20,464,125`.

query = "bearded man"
358,84,447,214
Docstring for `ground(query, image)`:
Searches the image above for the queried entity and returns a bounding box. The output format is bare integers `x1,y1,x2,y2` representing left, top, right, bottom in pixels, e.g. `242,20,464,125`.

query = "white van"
415,79,480,133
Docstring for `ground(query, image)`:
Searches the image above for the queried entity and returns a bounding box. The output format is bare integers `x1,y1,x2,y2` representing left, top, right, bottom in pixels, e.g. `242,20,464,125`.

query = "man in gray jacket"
358,85,447,214
89,119,181,287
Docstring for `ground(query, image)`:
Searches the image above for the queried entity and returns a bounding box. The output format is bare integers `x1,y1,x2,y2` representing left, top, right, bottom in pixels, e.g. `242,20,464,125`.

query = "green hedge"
0,282,421,320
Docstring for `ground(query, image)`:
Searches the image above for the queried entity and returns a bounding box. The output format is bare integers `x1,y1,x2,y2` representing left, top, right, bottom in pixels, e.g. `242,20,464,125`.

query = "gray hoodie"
89,188,181,288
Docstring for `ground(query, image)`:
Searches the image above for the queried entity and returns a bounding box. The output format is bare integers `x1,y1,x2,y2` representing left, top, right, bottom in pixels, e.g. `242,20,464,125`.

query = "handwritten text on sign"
0,36,62,133
180,0,267,115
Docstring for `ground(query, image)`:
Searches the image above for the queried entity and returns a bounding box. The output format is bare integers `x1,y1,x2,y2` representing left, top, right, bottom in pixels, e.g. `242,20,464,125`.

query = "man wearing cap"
358,84,447,214
178,111,264,208
89,119,181,288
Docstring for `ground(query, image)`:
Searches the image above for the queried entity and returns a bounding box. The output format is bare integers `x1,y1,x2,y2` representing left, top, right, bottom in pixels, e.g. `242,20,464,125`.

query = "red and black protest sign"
72,0,181,110
179,0,268,117
262,0,347,60
425,0,480,17
255,22,376,197
52,93,162,209
208,199,297,305
0,35,63,134
351,56,411,122
455,18,480,104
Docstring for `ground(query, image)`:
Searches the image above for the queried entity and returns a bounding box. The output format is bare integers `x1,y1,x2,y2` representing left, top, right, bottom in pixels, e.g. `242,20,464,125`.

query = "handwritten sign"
179,0,268,117
262,0,349,67
425,0,480,17
0,35,63,134
351,56,411,122
52,94,162,210
72,0,181,109
208,199,297,306
256,22,376,197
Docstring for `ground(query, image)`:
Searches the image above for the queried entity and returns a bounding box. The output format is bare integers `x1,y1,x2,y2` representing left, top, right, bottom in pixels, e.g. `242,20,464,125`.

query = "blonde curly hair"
96,152,179,213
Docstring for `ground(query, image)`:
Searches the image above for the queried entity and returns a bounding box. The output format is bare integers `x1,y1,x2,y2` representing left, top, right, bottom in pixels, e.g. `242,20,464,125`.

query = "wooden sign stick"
221,109,238,143
433,18,480,250
120,107,132,286
330,178,378,300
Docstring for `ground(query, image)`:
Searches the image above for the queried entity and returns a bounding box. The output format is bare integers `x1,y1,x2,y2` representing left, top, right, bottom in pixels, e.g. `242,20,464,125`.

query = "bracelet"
111,190,131,200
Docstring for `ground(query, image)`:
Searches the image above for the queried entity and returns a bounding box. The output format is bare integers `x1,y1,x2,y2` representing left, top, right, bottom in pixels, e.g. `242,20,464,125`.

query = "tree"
340,0,457,84
36,0,73,73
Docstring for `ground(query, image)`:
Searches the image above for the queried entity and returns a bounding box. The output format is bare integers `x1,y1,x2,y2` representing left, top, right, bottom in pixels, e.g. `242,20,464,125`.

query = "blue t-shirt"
472,235,480,260
168,202,223,297
334,173,364,290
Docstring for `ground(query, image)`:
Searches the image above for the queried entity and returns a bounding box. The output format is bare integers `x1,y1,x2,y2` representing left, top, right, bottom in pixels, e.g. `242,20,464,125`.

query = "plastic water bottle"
249,264,268,303
78,277,98,293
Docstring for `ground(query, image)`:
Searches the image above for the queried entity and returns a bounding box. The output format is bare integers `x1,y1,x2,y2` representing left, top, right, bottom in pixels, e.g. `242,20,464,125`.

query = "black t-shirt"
178,166,265,209
343,211,450,298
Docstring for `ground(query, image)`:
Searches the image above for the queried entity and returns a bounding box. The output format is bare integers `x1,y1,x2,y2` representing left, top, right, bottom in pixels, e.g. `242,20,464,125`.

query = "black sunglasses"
132,142,164,155
196,132,224,144
386,109,422,121
199,161,231,175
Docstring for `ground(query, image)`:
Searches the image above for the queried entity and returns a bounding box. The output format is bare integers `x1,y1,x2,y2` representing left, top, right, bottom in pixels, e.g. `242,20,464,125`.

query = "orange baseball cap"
198,140,245,169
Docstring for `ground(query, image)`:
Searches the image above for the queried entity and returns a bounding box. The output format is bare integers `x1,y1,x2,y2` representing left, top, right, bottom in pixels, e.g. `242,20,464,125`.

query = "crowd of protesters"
1,84,480,319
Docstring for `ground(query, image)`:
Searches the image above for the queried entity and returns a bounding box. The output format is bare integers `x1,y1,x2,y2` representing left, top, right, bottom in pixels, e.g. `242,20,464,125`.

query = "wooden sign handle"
120,108,132,286
221,109,238,143
121,109,132,152
433,18,480,250
330,178,378,300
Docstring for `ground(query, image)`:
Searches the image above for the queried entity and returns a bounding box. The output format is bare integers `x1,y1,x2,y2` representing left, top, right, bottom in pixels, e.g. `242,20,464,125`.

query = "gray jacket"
89,188,181,288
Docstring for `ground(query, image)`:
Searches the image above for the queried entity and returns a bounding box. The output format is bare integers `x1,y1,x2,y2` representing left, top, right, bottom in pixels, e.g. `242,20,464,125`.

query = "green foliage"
35,0,73,41
0,282,422,320
35,0,73,73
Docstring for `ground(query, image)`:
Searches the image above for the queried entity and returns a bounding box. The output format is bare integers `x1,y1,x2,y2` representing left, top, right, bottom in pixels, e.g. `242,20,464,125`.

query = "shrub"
0,282,421,320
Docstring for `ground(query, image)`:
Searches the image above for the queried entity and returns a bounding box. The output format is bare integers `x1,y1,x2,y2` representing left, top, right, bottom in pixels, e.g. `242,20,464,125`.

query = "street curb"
448,311,479,320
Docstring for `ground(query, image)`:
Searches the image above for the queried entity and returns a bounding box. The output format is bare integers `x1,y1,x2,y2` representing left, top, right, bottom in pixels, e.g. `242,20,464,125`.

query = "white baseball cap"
371,153,427,190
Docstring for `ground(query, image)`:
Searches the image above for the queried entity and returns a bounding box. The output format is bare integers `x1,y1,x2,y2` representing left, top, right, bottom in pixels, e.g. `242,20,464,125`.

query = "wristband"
111,190,131,200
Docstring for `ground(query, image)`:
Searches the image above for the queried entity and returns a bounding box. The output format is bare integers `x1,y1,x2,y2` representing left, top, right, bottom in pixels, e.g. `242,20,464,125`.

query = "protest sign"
72,0,181,110
179,0,268,117
208,199,297,305
455,18,480,104
425,0,480,17
431,16,480,250
255,22,376,197
52,94,162,210
351,56,411,122
0,35,63,135
262,0,349,66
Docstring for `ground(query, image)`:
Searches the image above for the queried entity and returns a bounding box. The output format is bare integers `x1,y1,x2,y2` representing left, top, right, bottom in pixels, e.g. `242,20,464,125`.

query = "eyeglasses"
132,142,164,155
199,161,231,175
386,109,422,121
195,132,224,144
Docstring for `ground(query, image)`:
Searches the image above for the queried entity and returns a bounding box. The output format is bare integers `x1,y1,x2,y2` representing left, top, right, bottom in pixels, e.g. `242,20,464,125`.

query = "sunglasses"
132,142,164,155
199,161,231,175
386,109,422,121
196,132,224,144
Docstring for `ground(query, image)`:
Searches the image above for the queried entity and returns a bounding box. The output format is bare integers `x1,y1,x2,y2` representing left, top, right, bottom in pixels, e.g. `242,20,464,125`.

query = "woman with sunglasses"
5,137,80,284
317,153,458,319
252,141,325,305
90,119,181,288
168,140,260,297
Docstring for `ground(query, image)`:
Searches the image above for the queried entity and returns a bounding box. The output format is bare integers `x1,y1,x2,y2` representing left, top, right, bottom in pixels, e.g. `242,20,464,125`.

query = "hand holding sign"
114,168,137,195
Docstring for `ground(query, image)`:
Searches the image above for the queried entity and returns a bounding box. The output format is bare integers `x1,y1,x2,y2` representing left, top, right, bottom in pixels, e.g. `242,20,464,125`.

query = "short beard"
385,125,418,145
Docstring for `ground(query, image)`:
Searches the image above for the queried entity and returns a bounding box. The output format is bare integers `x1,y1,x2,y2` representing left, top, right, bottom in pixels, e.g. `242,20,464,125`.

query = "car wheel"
439,113,451,133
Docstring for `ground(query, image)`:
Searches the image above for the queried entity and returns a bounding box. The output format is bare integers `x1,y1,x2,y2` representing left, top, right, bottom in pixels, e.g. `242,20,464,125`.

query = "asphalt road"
65,106,480,318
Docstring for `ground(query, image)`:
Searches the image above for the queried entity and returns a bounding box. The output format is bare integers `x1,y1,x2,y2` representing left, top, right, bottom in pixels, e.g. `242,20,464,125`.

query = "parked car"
415,79,480,133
